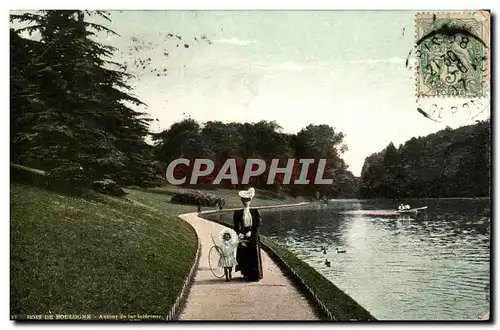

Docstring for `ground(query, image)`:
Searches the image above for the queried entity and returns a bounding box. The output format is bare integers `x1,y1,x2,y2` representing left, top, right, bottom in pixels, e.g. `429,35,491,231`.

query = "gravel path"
178,210,319,320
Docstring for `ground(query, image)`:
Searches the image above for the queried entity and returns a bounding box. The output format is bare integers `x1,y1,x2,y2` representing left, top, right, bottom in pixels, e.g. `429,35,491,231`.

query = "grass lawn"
10,183,198,319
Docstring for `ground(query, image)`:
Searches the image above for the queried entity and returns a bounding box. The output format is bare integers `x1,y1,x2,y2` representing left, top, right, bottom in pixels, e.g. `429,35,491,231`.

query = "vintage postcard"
10,10,491,322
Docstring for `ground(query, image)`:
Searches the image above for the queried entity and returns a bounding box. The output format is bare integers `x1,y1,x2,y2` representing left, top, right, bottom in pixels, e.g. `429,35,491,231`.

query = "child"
218,228,238,281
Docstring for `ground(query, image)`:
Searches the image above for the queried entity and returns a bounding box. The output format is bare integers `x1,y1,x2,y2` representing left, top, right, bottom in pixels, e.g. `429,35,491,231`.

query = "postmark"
414,11,490,99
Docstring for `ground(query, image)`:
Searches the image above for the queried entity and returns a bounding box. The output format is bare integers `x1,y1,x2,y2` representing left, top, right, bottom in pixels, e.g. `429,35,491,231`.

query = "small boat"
396,206,428,214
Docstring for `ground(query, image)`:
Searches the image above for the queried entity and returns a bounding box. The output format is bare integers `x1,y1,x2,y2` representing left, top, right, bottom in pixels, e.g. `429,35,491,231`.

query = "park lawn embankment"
10,183,198,318
202,212,376,321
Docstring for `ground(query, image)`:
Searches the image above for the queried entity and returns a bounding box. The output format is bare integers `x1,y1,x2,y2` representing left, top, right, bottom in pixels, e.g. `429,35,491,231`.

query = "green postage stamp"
415,11,490,98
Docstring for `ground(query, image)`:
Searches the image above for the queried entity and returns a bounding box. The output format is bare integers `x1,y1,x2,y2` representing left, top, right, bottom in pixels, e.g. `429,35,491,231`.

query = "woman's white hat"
238,187,255,199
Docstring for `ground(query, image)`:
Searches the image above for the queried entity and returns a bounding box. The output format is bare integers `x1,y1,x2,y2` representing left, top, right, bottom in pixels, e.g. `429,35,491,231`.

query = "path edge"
166,220,201,321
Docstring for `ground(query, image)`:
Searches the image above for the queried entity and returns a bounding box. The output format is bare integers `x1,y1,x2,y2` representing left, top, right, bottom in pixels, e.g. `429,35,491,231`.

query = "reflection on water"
217,198,491,320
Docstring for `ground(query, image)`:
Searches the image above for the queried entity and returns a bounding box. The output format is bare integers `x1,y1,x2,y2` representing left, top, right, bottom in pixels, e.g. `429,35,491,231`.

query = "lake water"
216,199,491,320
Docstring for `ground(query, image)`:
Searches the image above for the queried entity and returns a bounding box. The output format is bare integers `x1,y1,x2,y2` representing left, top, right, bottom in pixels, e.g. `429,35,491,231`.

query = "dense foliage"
152,119,358,198
359,120,491,198
10,10,157,188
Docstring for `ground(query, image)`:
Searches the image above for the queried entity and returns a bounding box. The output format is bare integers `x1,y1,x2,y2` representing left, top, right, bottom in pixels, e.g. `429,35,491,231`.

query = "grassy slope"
10,183,198,318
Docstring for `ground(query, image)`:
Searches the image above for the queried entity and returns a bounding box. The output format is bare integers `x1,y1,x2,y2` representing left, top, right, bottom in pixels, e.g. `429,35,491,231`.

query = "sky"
12,10,491,175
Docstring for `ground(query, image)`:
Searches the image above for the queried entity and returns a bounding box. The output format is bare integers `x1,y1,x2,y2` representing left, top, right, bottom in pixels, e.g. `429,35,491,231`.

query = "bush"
92,179,127,197
170,189,225,207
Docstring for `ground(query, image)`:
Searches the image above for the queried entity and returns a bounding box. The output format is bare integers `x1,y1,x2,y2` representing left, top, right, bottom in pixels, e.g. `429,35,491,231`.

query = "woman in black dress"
233,188,263,281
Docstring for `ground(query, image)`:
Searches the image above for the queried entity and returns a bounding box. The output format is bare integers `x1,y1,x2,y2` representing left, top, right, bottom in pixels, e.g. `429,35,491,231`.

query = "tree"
11,10,155,186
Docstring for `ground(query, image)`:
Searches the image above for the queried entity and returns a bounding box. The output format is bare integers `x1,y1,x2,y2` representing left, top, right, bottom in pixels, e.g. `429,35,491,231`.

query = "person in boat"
233,187,263,281
398,204,404,211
